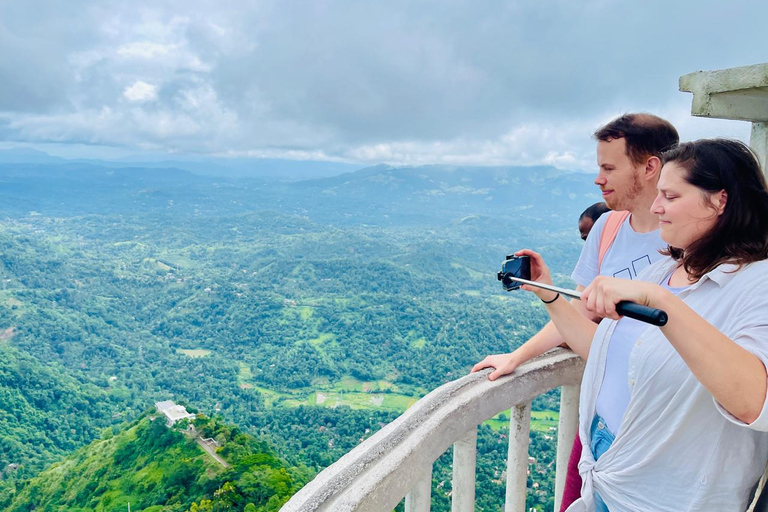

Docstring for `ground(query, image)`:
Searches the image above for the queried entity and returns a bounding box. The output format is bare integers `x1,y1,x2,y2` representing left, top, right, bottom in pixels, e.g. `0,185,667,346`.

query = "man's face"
595,138,644,211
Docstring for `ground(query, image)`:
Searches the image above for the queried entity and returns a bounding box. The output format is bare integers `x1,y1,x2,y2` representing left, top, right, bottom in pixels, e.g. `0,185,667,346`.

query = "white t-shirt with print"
570,211,668,438
571,212,666,287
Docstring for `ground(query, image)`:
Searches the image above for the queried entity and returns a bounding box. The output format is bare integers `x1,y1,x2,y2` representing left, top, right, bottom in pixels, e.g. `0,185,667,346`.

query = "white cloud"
117,41,173,59
0,0,764,165
123,81,158,101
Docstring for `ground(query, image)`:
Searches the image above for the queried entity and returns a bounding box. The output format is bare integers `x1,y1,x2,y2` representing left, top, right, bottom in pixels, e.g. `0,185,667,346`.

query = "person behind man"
471,113,679,511
578,202,611,241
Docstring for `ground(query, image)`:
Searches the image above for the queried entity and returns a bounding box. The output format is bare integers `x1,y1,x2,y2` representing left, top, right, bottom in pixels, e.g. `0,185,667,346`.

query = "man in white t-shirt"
472,113,678,510
473,113,679,374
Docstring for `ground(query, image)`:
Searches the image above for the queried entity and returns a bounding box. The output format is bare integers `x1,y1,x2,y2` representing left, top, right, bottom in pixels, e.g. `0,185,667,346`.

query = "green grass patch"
451,262,486,280
309,332,334,346
333,376,364,392
238,362,253,381
483,409,560,433
250,384,300,407
297,306,314,320
306,389,417,411
531,410,560,432
253,380,417,412
0,293,26,317
158,253,196,268
177,349,212,358
410,337,427,349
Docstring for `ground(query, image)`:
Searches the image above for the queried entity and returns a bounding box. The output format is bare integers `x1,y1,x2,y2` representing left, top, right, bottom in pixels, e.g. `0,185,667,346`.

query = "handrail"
280,348,585,512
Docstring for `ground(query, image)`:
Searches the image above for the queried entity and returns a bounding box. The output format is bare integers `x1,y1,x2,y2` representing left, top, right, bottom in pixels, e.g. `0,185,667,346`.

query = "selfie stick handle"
615,301,668,327
504,276,668,327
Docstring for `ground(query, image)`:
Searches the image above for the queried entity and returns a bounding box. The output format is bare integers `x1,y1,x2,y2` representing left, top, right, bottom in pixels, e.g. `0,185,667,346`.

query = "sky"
0,0,765,171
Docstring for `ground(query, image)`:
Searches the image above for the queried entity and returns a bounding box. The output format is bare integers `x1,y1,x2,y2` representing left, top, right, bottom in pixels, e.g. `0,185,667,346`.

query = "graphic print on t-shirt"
613,255,653,280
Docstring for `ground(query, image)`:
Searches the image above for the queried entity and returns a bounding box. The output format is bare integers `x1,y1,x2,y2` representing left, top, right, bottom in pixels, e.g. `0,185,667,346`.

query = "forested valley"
0,160,600,511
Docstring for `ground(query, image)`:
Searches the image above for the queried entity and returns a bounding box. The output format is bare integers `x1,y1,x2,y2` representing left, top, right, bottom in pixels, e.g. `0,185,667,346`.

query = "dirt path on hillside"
195,437,231,468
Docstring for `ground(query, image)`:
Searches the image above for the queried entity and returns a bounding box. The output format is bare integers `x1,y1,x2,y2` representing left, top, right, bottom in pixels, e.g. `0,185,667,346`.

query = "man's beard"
606,172,643,211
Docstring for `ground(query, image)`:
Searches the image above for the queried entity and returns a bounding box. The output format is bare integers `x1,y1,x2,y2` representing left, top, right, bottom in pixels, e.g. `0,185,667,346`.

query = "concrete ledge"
679,63,768,122
280,348,585,512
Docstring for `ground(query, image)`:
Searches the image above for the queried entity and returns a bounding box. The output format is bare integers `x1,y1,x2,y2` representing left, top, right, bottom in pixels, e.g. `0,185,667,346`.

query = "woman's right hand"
514,249,557,301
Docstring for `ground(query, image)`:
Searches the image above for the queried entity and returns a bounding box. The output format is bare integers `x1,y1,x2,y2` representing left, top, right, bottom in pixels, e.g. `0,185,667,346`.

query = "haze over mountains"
0,148,361,180
0,148,596,224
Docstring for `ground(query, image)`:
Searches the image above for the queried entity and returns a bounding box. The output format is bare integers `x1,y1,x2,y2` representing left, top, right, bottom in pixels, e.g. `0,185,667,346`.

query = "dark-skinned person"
516,139,768,511
579,202,611,241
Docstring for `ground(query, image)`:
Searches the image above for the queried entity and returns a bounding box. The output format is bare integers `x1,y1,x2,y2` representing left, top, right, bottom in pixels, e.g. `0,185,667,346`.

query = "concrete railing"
280,348,585,512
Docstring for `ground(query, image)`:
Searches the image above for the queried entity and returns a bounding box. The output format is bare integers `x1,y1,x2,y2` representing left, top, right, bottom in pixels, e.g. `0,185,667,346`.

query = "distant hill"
0,148,361,179
0,148,68,165
0,161,599,226
296,163,594,210
5,413,304,512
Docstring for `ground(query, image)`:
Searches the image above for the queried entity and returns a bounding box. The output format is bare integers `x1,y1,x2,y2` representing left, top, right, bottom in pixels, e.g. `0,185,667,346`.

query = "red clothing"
560,435,582,512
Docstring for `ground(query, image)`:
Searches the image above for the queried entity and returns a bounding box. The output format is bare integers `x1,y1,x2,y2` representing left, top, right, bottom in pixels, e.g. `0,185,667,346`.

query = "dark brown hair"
579,202,610,223
594,113,679,165
661,139,768,280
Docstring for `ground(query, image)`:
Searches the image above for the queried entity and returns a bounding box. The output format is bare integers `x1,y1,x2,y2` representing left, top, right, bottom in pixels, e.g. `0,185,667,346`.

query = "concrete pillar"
505,402,532,512
452,427,477,512
405,467,433,512
751,122,768,174
554,384,581,512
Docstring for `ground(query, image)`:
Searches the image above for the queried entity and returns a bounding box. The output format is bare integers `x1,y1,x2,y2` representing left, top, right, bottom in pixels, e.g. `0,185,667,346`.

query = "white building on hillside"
155,400,196,427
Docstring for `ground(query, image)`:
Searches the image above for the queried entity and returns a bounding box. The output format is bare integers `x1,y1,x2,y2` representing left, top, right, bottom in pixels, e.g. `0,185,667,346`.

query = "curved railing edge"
281,348,585,512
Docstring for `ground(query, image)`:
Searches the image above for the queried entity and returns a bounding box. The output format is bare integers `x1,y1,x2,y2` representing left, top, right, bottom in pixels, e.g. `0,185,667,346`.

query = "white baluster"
452,427,477,512
554,384,580,512
405,467,433,512
505,402,531,512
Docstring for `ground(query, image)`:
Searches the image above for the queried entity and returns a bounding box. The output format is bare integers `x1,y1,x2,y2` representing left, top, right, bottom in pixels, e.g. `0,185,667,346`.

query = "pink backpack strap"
597,210,630,272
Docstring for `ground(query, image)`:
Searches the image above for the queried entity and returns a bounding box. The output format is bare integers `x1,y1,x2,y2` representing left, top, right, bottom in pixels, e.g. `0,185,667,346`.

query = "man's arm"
472,286,596,380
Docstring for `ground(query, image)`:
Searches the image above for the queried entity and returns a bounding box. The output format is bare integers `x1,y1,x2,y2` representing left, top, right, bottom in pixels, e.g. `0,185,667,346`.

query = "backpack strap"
597,211,631,272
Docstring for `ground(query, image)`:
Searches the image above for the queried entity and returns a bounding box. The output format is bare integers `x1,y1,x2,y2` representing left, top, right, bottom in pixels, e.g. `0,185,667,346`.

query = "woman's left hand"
581,276,662,320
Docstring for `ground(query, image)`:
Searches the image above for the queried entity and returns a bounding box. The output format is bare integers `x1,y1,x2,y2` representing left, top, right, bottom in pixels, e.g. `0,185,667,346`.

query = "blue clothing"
590,415,615,512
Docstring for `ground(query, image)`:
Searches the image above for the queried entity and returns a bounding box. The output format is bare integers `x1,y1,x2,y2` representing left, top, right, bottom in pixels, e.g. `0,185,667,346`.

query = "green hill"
0,343,112,478
6,412,305,512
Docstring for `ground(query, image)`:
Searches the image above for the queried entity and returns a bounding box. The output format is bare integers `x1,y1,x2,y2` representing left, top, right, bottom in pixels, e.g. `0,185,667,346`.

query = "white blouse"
567,257,768,512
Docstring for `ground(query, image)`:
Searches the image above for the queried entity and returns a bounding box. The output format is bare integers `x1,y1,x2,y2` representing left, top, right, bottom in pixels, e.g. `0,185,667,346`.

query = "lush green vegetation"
6,413,304,512
0,162,599,511
0,344,112,479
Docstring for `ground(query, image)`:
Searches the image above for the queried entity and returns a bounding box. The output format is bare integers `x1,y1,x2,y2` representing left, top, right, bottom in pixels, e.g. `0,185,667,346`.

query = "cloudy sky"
0,0,765,170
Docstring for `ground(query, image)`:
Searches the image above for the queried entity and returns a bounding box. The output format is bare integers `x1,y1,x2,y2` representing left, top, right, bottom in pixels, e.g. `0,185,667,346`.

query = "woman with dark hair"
518,139,768,511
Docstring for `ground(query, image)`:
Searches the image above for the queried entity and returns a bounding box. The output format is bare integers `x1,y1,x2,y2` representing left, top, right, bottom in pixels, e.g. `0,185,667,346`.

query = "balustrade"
280,348,584,512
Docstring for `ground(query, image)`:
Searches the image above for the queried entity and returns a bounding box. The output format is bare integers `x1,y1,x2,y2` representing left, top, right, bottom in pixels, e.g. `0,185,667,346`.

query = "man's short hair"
594,113,679,166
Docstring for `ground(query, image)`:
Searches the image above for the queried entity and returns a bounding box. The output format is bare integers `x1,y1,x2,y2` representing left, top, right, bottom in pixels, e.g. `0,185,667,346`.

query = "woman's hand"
514,249,557,301
581,276,663,320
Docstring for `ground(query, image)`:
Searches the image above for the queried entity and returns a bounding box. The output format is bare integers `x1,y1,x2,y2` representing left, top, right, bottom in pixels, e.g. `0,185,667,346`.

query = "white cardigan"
566,258,768,512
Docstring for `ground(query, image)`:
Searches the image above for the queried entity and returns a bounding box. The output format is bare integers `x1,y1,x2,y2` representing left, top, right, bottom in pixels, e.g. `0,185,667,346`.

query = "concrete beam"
554,384,581,512
751,122,768,171
452,428,477,512
505,402,531,512
680,63,768,122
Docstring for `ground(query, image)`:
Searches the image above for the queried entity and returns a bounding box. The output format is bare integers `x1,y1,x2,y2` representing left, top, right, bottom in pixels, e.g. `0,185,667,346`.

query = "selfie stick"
504,276,668,326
